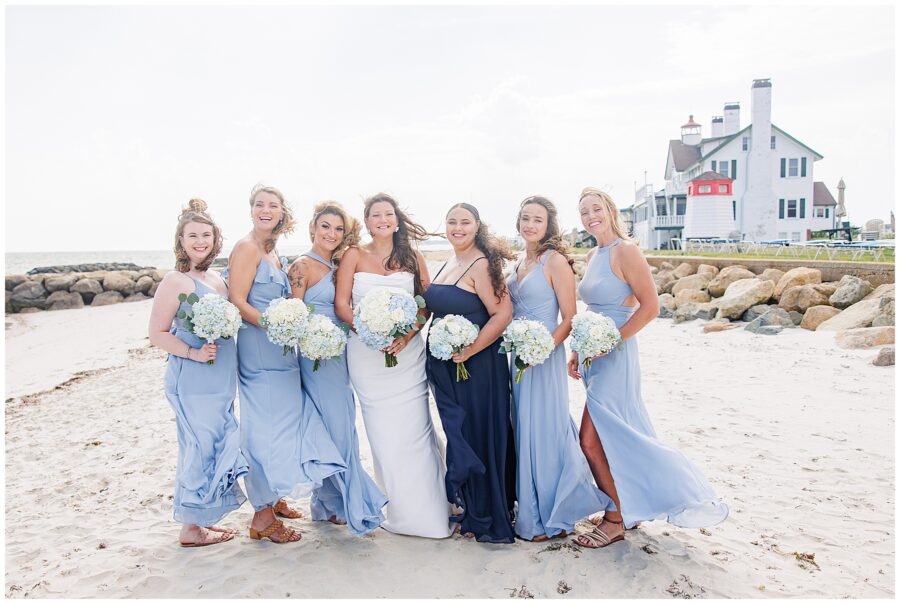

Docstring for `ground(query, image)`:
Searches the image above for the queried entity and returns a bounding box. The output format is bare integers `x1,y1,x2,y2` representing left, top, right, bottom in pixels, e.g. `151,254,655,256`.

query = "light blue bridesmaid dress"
577,239,729,529
298,251,388,536
507,252,612,540
164,276,248,526
225,256,346,512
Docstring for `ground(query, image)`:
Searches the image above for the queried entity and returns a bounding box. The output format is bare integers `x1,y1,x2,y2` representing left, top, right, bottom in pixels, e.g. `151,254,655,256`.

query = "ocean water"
5,240,453,275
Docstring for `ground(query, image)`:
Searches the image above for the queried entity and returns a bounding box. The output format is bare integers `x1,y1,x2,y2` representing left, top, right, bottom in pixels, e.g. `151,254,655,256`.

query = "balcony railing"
654,215,684,228
664,181,686,196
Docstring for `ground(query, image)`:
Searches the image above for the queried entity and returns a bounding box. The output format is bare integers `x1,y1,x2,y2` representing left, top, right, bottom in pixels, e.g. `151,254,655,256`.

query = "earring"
394,226,399,232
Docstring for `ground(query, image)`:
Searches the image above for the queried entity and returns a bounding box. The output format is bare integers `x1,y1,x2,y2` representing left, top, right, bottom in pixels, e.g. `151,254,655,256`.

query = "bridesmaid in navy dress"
228,185,345,543
570,188,728,549
424,203,517,544
148,199,248,547
288,202,388,536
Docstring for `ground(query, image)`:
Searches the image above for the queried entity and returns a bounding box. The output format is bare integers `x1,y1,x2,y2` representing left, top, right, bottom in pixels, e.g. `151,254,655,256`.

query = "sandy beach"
4,299,894,598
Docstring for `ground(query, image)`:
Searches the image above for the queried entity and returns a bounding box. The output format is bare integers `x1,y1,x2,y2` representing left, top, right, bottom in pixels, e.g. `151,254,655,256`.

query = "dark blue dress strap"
454,257,487,285
433,261,449,280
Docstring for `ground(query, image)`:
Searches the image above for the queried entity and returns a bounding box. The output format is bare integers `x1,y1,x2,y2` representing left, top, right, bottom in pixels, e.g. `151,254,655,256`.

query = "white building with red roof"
626,79,838,249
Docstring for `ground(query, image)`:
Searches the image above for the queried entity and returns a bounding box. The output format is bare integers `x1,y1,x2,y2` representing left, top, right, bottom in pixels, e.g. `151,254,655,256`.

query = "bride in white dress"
335,193,452,538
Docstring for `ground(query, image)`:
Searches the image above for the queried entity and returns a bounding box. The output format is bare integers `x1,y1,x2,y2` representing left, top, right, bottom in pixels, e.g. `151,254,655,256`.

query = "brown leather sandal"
274,499,303,519
249,518,302,543
180,528,234,548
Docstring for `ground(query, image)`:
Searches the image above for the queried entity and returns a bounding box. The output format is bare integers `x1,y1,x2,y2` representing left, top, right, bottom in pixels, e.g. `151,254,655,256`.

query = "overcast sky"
5,5,895,252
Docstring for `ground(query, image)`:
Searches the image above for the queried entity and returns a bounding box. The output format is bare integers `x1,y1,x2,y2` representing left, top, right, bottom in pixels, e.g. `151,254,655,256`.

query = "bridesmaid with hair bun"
148,198,248,547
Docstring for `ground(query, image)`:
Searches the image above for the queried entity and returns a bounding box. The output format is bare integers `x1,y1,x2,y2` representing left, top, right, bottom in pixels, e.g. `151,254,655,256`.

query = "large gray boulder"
6,275,30,291
741,304,777,323
816,297,882,331
102,272,136,295
778,284,832,313
658,293,676,318
801,305,841,330
149,281,161,298
758,268,785,286
745,308,795,334
774,267,822,300
716,278,776,320
692,302,719,320
835,326,894,349
135,275,155,294
91,291,124,306
708,266,756,297
829,275,874,309
696,264,719,279
124,292,149,302
872,346,895,366
872,296,895,327
44,274,79,293
9,281,48,312
71,278,103,303
674,289,710,308
671,274,711,296
673,302,699,323
673,262,696,279
864,283,895,301
46,290,85,310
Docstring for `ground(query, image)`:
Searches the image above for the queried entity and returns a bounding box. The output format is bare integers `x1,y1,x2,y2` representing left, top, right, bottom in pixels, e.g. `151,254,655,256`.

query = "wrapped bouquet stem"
428,314,479,382
176,292,244,365
569,310,622,369
499,318,555,384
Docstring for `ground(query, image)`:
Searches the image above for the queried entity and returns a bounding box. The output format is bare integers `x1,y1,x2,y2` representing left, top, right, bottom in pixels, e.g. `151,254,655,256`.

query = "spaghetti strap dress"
577,239,729,528
224,257,346,512
507,252,611,539
164,276,248,526
299,251,388,536
424,258,516,544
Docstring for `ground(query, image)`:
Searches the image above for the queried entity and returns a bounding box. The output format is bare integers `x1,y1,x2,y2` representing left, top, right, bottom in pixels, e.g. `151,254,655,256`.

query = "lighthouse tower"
681,115,702,145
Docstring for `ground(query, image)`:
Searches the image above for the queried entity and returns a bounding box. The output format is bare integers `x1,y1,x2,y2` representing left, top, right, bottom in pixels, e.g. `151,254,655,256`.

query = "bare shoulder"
158,270,193,295
341,246,361,263
288,255,311,278
544,249,569,269
617,240,645,262
231,237,261,261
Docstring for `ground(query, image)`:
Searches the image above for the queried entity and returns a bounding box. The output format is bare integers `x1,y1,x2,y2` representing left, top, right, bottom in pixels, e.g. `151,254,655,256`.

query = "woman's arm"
148,272,217,362
228,239,264,328
545,251,577,348
453,259,512,363
288,256,310,301
614,242,659,341
334,246,359,326
385,249,432,355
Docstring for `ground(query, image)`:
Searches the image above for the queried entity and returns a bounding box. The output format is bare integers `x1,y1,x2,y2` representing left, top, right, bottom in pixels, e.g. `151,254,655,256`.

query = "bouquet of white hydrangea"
176,292,244,365
569,310,622,369
499,318,555,384
428,314,479,382
299,314,348,371
259,297,312,355
354,286,426,367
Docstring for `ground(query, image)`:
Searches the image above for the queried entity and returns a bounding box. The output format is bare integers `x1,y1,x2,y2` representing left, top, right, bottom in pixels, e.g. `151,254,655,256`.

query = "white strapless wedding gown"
347,272,453,538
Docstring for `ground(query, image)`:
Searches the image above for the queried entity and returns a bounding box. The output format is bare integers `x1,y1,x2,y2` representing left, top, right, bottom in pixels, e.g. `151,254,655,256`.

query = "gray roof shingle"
813,182,837,206
669,140,701,171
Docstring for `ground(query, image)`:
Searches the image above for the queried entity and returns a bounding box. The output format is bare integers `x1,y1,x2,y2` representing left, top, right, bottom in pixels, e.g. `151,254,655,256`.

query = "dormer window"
698,185,712,194
718,184,728,193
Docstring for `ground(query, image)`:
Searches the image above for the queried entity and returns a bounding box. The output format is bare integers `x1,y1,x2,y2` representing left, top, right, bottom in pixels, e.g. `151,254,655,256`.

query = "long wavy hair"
516,195,575,273
248,183,296,253
363,193,432,296
308,201,361,283
447,203,516,301
579,187,634,243
174,198,223,273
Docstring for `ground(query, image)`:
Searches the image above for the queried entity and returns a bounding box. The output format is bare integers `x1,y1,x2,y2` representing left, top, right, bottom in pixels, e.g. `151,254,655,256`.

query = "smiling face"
251,191,284,232
518,202,549,245
311,211,345,254
579,193,613,239
365,201,398,240
445,206,478,250
179,221,216,269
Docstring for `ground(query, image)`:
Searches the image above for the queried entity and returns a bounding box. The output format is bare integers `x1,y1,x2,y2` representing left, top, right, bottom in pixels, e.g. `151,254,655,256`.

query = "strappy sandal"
249,519,302,543
589,514,640,531
573,518,625,549
180,528,234,548
274,499,303,519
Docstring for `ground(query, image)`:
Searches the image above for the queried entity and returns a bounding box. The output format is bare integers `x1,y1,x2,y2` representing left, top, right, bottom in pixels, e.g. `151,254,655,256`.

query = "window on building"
718,184,728,193
742,137,748,151
815,207,826,218
732,200,737,220
791,232,801,242
787,199,798,218
676,199,686,216
770,135,776,150
656,200,667,216
698,185,711,193
826,208,830,218
788,158,799,177
718,161,729,177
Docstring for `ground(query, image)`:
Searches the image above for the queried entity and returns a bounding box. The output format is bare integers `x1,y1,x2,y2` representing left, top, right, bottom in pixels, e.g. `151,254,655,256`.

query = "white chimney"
740,78,776,240
723,102,740,135
711,116,724,138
